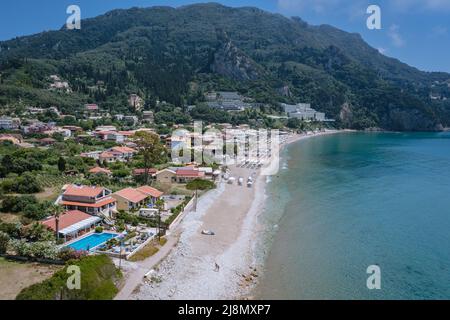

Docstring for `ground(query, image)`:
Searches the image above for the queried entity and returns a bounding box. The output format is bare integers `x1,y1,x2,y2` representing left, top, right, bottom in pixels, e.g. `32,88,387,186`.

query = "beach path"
115,233,180,300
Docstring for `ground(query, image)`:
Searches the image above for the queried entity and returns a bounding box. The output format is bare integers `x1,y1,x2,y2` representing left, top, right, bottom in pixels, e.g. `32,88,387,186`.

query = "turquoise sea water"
256,132,450,299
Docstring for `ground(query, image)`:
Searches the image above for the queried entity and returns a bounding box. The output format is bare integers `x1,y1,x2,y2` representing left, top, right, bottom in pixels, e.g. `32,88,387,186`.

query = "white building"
0,116,21,130
142,111,154,123
281,103,327,122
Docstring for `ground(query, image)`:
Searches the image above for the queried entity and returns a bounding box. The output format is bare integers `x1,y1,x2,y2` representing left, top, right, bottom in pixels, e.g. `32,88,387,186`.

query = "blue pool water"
67,233,117,251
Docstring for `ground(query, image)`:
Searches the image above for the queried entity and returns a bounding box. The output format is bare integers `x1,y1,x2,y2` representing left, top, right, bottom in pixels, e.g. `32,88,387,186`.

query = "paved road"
114,234,179,300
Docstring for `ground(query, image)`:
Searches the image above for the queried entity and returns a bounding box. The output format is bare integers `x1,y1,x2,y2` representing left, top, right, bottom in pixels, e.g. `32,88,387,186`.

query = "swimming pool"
66,232,117,251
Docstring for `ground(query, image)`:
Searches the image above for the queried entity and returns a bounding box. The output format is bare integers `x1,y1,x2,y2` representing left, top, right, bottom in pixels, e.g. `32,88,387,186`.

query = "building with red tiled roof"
94,147,137,163
111,146,137,156
175,169,206,183
58,185,116,218
85,104,99,111
99,151,121,163
155,168,177,184
118,131,134,137
41,210,102,242
89,167,112,176
112,187,148,212
39,137,57,146
114,187,148,203
133,168,157,176
112,186,163,212
136,186,164,199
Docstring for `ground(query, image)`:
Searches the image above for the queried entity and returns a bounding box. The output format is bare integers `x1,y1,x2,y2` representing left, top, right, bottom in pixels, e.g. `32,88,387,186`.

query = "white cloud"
388,24,406,47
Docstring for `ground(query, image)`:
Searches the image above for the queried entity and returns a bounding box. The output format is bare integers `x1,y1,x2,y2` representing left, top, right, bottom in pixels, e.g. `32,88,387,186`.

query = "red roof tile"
99,151,117,159
111,146,137,154
176,170,205,178
133,168,157,175
113,188,148,203
118,131,134,136
63,185,106,198
89,167,112,174
85,104,99,110
136,186,163,198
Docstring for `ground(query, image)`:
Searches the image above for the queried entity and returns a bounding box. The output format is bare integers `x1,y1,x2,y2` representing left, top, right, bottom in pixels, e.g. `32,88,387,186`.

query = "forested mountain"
1,2,450,130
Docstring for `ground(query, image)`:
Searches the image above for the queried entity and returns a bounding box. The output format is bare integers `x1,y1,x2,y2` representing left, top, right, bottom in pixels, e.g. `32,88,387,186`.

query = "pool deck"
62,231,120,252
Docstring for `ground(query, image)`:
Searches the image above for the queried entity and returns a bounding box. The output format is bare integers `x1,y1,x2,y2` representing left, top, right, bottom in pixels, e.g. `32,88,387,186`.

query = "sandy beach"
131,129,343,300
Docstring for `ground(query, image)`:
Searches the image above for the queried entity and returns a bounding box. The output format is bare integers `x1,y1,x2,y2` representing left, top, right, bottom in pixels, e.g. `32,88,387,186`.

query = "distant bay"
256,132,450,299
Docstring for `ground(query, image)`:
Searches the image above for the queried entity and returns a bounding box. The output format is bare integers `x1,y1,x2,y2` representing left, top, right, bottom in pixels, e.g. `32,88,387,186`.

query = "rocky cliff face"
384,108,443,131
339,102,441,131
210,39,263,81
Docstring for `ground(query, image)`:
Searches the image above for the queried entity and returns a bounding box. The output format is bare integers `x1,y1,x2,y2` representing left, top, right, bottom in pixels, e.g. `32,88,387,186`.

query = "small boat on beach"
201,230,215,236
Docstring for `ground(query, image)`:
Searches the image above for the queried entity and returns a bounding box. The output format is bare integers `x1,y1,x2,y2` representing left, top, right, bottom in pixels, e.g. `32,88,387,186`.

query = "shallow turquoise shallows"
256,132,450,300
67,232,117,251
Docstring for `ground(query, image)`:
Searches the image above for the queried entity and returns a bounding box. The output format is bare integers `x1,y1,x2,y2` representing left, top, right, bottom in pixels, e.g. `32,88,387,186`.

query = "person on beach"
215,263,220,272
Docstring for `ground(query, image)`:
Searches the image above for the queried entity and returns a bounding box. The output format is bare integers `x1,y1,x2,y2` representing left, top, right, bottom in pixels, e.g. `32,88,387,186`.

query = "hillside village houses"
142,111,154,123
155,166,213,185
43,127,72,138
206,91,255,111
85,103,99,113
22,120,54,134
81,146,137,163
26,107,46,115
89,166,113,176
0,116,21,130
49,75,71,92
114,114,139,126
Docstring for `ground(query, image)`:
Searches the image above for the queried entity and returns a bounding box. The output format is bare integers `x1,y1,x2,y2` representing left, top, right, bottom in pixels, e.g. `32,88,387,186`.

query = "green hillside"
1,3,449,130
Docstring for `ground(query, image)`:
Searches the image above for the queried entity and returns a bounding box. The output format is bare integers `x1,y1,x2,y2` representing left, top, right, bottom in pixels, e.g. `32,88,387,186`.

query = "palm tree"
155,199,165,241
50,205,64,241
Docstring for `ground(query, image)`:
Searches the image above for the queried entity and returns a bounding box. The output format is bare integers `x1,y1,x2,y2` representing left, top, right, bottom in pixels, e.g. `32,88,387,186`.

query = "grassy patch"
33,187,60,202
0,257,9,265
128,243,159,262
128,236,169,262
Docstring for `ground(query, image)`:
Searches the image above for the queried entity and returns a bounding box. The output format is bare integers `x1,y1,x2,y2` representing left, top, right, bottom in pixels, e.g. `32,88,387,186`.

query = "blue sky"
0,0,449,72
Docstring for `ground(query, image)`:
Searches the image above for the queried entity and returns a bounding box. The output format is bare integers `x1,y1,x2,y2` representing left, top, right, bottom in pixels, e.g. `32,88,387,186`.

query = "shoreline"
130,129,347,300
